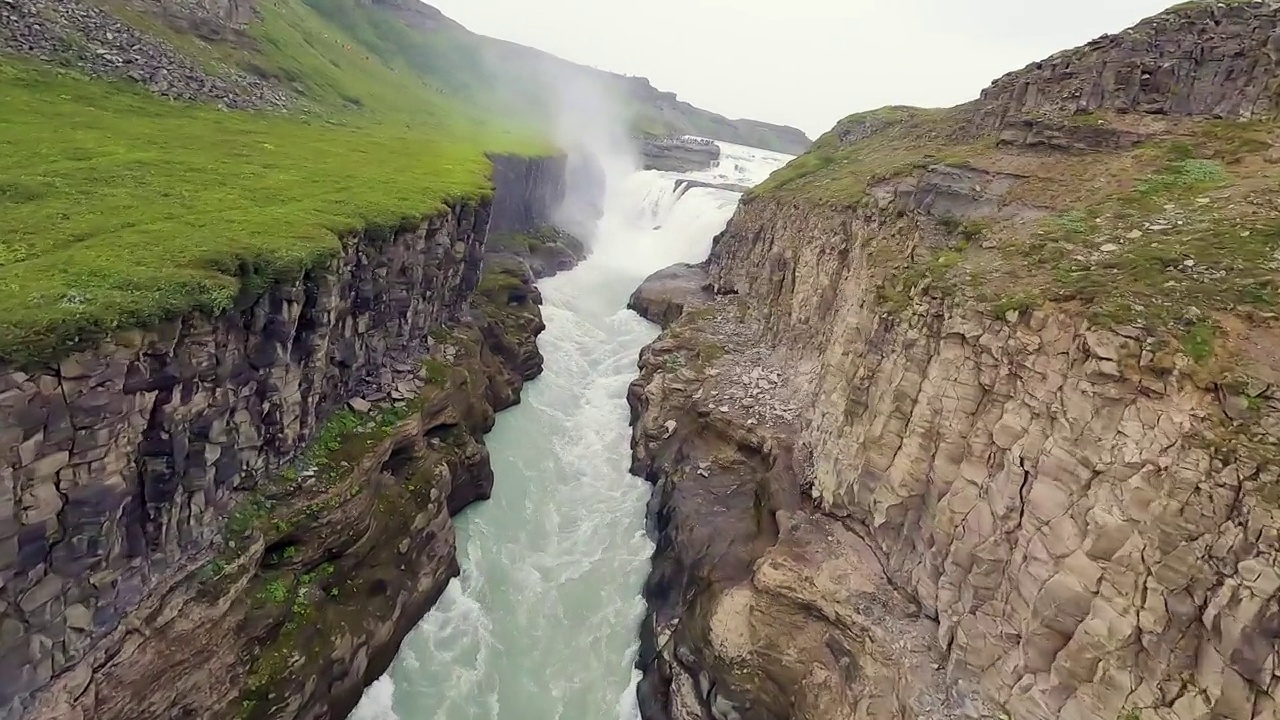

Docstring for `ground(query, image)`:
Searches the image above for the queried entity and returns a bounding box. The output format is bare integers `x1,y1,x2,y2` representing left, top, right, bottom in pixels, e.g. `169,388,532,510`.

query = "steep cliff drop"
0,154,599,720
348,142,793,720
627,4,1280,720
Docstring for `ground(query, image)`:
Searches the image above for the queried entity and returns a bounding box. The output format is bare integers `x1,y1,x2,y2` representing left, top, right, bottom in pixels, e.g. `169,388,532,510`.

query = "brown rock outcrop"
633,208,1280,720
627,264,713,328
628,4,1280,720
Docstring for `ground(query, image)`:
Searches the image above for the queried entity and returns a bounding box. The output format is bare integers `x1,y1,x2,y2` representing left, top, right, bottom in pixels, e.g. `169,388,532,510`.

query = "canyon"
626,2,1280,720
3,0,1280,719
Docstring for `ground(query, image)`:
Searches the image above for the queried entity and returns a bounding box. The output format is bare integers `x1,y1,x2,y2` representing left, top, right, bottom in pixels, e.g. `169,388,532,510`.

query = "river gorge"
351,144,793,720
3,1,1279,719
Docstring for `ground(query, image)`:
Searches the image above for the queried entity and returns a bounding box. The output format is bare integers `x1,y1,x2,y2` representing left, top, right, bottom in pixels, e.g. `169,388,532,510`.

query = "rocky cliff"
0,154,590,720
640,139,723,173
628,3,1280,720
0,0,291,109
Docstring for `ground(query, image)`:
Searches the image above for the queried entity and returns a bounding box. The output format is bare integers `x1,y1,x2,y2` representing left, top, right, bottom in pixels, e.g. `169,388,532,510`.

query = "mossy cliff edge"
629,3,1280,720
0,154,593,720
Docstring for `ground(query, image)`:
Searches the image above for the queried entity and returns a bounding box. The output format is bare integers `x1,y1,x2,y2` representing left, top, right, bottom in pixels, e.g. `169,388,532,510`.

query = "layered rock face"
489,154,570,234
640,139,723,173
628,5,1280,720
0,155,586,720
972,0,1280,130
632,181,1280,720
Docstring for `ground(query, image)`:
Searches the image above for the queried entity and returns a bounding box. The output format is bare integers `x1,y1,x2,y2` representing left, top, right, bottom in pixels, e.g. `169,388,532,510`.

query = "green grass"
999,147,1278,347
746,105,976,206
420,357,451,385
0,0,550,366
1136,158,1229,196
776,103,1279,369
0,0,810,366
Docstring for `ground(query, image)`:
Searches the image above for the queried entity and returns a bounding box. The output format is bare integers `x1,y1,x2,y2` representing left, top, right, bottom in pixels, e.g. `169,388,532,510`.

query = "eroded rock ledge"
0,155,590,720
627,269,989,720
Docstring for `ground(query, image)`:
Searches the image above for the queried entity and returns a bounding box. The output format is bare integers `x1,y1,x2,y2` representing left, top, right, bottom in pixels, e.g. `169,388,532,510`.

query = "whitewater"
351,141,792,720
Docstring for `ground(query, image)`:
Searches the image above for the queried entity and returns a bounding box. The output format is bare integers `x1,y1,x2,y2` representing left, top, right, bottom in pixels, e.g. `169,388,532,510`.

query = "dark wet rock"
486,226,587,281
488,155,571,236
640,138,722,173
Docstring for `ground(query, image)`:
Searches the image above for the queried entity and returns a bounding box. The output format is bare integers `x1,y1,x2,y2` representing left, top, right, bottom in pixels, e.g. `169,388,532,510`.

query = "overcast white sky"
430,0,1174,137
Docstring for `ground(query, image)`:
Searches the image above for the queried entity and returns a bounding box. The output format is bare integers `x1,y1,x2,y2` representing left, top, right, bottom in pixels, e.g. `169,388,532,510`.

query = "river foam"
351,141,791,720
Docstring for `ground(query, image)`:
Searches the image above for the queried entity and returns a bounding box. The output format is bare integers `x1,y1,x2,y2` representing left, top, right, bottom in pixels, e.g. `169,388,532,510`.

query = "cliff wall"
639,139,723,173
627,3,1280,720
0,154,581,720
972,0,1280,129
488,154,568,235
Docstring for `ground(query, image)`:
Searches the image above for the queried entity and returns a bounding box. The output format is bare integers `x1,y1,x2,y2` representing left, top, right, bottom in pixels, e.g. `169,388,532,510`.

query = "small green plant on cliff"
1065,111,1106,127
227,495,275,540
1052,209,1093,236
196,558,228,582
476,268,526,306
311,410,364,455
1136,158,1228,196
695,343,727,365
936,215,988,242
959,219,990,241
989,292,1042,319
262,579,290,604
1182,323,1216,364
421,357,451,385
876,265,928,314
371,403,415,433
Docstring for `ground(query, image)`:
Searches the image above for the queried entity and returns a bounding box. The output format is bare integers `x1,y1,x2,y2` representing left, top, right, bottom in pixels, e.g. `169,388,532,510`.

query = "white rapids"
350,141,792,720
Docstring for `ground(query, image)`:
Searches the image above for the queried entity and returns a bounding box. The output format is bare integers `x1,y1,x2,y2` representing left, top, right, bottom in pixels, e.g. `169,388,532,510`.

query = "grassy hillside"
305,0,811,152
748,99,1280,371
0,0,808,366
0,0,538,367
743,0,1280,378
